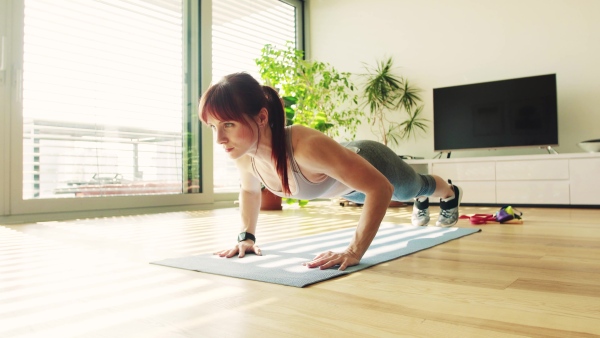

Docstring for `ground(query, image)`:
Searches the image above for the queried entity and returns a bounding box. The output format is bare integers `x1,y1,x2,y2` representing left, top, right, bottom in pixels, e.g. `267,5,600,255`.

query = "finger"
305,257,331,268
253,246,262,256
311,253,324,260
303,261,318,268
303,251,332,266
225,248,238,258
302,259,317,267
313,251,332,260
303,257,322,267
319,259,340,270
338,261,348,271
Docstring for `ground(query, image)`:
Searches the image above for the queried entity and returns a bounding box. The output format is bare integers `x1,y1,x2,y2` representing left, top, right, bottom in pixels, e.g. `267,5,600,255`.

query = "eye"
224,122,234,128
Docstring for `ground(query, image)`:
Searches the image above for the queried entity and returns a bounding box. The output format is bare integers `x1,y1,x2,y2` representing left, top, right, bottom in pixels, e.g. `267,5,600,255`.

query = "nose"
215,128,226,144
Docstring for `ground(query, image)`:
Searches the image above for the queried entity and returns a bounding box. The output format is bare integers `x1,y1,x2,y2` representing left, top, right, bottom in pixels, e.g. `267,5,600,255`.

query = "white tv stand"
405,153,600,206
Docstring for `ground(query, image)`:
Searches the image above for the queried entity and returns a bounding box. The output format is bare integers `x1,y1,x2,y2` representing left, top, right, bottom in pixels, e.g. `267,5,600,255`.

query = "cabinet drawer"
496,181,570,204
432,162,495,181
455,181,496,204
570,158,600,205
496,159,569,181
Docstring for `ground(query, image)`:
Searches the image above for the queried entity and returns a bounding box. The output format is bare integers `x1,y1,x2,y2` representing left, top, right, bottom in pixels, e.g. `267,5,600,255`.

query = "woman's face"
206,114,258,160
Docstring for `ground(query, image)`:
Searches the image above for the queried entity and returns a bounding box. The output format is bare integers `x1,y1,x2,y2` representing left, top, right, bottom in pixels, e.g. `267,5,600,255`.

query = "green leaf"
255,41,363,139
360,56,429,145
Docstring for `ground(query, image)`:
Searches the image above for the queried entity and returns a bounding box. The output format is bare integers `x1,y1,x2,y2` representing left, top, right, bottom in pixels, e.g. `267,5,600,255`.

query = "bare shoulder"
292,125,344,156
288,124,321,140
290,125,355,171
235,155,261,191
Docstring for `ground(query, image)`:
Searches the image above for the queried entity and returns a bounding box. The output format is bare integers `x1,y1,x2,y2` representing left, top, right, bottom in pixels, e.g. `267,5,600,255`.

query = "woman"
199,72,462,271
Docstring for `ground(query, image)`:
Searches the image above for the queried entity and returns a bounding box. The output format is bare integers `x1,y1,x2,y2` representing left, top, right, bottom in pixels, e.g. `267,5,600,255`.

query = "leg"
338,140,462,226
420,175,454,200
339,140,430,203
413,175,462,227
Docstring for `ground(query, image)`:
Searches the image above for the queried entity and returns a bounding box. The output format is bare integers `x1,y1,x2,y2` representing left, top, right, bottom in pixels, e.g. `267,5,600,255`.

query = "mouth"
224,147,233,153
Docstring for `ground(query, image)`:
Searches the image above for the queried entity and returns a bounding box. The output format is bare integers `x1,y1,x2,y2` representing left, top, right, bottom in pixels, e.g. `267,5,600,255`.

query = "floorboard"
1,202,599,337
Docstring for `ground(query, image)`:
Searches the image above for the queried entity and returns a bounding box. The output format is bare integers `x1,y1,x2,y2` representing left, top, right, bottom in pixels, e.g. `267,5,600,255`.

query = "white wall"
307,0,600,159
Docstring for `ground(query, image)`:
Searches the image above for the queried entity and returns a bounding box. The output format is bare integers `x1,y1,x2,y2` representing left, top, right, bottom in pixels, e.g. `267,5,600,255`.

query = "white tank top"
251,126,353,200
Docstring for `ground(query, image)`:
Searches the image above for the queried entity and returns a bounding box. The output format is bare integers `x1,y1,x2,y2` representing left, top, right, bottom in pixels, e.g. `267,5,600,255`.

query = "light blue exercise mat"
151,224,481,288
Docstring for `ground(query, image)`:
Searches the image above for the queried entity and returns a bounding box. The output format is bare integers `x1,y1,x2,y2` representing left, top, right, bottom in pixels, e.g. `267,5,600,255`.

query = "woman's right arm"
215,156,263,258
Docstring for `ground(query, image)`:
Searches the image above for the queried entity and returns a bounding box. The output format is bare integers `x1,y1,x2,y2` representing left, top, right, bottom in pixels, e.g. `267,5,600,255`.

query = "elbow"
239,188,261,199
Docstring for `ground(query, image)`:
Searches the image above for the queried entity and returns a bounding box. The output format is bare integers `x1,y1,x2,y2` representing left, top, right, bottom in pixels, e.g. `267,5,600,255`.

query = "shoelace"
417,209,428,217
439,209,455,218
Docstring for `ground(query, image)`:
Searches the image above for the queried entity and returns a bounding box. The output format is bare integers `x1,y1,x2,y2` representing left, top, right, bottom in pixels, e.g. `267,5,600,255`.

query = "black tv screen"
433,74,558,152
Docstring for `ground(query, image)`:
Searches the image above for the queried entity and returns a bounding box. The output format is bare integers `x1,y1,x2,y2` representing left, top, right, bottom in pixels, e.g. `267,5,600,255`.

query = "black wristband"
238,232,256,243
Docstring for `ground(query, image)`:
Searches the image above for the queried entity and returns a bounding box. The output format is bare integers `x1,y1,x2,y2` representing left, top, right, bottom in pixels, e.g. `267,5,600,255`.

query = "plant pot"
261,189,282,210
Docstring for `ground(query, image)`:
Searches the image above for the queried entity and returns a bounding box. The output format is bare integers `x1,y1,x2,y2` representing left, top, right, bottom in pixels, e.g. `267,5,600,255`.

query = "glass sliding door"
211,0,303,193
21,0,189,199
7,0,207,216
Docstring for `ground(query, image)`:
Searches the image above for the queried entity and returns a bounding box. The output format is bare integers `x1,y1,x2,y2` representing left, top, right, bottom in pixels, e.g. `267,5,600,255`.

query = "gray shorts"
339,140,436,204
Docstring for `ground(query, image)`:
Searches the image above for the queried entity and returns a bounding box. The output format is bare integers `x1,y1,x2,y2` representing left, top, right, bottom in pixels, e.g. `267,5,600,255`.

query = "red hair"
199,72,290,195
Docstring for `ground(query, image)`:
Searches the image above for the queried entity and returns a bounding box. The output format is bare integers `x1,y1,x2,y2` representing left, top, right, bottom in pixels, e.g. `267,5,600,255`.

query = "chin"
226,151,243,160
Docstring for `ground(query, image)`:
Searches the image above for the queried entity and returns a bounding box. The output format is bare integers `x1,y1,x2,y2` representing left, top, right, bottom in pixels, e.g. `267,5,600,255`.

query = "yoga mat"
151,223,481,288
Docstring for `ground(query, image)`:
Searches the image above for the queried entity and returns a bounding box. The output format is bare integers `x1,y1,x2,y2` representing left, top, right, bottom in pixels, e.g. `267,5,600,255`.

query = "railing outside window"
21,0,193,199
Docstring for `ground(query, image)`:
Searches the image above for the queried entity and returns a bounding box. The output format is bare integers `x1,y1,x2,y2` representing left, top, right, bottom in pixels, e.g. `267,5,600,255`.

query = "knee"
384,181,394,199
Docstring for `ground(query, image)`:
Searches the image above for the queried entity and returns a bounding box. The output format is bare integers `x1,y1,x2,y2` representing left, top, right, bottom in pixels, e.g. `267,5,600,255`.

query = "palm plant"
362,57,428,147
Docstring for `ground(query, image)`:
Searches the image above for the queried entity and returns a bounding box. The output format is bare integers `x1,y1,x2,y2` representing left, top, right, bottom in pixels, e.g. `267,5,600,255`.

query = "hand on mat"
215,241,262,258
303,250,360,271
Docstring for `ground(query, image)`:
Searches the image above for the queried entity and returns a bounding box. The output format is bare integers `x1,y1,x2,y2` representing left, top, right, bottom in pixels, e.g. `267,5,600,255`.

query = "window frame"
0,0,11,217
5,0,212,218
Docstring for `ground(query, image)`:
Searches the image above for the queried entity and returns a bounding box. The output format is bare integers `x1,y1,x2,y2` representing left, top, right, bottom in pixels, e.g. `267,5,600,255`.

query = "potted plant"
256,42,364,139
360,57,429,208
361,57,429,147
260,184,283,210
255,42,365,208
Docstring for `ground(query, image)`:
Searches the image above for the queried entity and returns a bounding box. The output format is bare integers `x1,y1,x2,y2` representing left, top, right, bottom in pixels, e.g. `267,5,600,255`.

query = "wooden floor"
1,202,599,338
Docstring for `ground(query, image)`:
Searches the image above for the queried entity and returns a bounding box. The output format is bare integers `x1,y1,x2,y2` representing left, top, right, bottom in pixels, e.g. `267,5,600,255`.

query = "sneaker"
411,197,430,226
436,180,463,227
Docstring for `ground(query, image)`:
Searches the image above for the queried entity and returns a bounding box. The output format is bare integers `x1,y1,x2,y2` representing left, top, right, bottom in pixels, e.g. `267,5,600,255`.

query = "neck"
251,125,274,163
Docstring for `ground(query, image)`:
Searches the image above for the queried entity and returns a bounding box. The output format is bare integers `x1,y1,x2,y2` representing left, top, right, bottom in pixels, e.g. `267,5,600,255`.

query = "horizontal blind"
212,0,298,192
22,0,185,199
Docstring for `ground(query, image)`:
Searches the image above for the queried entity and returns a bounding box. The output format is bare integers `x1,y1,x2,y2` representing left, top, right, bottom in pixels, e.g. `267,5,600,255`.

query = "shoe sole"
412,220,430,226
436,185,463,227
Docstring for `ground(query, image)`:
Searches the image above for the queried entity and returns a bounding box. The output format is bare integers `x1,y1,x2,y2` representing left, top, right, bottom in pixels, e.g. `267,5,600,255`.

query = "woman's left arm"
293,128,394,270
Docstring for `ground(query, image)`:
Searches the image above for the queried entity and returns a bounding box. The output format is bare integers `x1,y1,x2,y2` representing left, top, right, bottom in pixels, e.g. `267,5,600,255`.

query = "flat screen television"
433,74,558,153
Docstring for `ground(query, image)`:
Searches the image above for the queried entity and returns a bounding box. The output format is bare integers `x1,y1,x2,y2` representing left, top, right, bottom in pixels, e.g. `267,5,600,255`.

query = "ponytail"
262,86,291,195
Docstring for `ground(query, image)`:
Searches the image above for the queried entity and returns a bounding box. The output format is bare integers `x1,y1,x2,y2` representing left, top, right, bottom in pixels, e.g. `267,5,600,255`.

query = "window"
21,0,198,199
211,0,302,193
1,0,207,218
